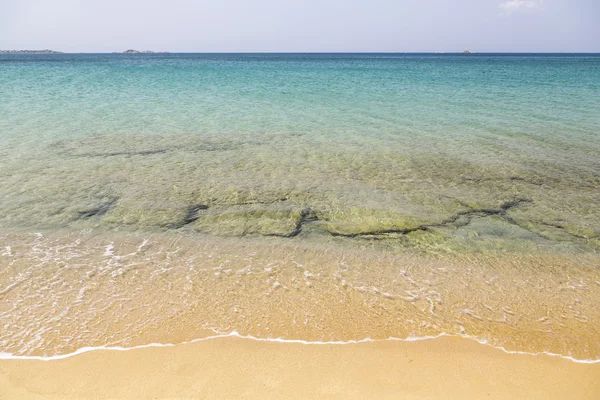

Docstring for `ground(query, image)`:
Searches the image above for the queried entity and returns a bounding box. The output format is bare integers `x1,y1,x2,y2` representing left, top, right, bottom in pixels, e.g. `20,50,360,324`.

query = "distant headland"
0,50,63,54
122,49,154,54
119,49,168,54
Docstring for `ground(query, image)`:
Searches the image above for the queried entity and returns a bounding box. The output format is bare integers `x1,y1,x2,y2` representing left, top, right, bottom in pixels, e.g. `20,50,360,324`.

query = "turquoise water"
1,53,599,240
1,54,599,359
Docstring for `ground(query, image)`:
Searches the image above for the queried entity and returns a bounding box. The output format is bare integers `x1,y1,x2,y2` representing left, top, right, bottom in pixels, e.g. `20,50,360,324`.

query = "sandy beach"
1,336,598,399
1,52,599,400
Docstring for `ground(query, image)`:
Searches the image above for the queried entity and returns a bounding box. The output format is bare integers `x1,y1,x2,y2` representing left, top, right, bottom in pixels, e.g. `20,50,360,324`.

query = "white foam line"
454,334,600,365
0,331,598,364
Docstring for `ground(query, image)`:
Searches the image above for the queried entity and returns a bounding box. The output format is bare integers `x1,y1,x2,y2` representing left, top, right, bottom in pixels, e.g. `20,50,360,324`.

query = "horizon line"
2,51,600,54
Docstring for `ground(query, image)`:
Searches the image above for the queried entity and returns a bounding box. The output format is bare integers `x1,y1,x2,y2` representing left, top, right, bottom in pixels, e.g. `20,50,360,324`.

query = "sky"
0,0,598,52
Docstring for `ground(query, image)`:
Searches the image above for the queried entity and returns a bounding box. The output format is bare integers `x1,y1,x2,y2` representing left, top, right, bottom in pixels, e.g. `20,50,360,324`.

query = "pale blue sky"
0,0,598,52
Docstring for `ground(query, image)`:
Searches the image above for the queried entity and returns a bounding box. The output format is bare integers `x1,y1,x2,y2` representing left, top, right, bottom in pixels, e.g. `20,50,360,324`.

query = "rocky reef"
3,131,595,256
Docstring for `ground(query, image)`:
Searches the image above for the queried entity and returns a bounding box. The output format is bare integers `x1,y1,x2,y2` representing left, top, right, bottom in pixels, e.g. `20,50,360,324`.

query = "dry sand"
1,336,598,400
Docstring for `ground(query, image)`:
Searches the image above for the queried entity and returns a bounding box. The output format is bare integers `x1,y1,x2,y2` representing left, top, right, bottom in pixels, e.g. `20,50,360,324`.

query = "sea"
0,53,599,361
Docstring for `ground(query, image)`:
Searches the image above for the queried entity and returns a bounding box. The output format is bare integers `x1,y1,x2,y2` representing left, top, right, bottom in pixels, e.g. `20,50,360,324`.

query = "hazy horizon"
3,51,600,54
1,0,599,53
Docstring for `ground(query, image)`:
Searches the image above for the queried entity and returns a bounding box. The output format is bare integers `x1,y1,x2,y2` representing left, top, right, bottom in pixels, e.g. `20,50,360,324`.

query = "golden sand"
1,336,599,399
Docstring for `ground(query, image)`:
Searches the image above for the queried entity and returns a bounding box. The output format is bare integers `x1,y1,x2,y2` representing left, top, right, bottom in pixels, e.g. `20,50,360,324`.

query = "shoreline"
1,331,599,365
2,229,599,361
2,335,598,399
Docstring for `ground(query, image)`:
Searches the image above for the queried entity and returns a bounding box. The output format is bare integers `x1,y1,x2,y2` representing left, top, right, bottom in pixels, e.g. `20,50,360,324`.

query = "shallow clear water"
0,53,599,359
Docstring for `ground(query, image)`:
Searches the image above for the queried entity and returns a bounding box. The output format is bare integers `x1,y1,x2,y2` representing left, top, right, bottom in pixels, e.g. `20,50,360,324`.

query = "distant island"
121,49,158,54
0,49,63,54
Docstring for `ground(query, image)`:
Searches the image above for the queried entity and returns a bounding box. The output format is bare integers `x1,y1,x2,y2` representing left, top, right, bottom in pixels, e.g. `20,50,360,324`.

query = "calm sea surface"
1,53,599,360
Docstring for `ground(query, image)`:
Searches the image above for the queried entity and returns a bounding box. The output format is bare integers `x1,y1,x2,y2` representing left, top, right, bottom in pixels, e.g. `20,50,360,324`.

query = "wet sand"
1,336,598,400
3,231,600,360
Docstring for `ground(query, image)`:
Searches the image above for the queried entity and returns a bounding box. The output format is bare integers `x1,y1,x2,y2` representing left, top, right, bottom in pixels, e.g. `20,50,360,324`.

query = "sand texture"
1,336,599,400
